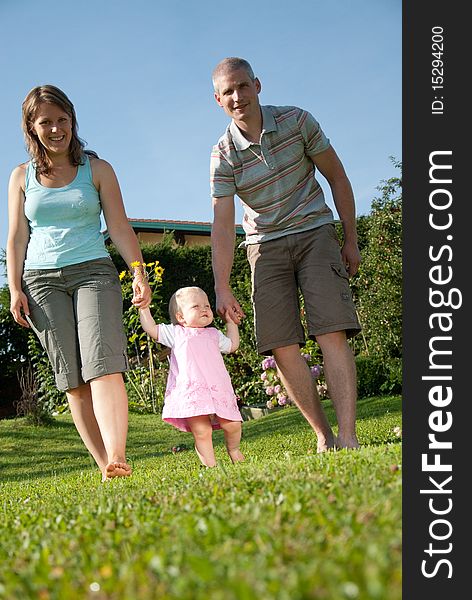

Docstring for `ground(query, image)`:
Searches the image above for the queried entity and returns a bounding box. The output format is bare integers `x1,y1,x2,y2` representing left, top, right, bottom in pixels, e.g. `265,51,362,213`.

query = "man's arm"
211,195,245,323
311,146,361,277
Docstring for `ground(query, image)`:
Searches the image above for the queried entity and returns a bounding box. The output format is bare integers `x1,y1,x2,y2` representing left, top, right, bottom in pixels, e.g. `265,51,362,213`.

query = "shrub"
353,160,402,361
0,284,30,416
380,357,403,395
118,260,166,413
27,335,67,414
260,353,326,410
355,355,387,398
15,361,54,426
355,355,402,398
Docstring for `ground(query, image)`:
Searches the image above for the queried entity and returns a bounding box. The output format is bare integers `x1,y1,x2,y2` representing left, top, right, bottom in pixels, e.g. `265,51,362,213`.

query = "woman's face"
31,102,72,156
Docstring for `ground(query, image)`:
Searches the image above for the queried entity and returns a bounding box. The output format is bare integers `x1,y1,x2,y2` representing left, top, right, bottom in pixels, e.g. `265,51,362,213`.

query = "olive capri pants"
22,257,129,391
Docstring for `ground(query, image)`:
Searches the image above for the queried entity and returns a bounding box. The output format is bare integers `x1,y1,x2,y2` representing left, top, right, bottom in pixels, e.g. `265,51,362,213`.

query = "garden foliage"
0,164,403,416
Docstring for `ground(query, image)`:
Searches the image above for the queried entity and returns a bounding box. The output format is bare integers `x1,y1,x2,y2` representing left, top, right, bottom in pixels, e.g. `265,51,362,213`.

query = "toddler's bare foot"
228,448,245,463
194,446,216,467
103,461,132,480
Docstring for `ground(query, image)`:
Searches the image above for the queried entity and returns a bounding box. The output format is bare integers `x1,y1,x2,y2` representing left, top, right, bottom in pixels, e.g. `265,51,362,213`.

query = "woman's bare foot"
103,461,132,481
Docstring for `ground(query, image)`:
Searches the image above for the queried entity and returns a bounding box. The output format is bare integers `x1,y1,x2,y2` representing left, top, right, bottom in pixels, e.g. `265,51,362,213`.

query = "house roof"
103,219,245,239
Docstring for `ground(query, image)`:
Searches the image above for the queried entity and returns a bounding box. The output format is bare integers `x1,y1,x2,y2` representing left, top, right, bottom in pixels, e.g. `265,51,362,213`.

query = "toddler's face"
177,290,214,328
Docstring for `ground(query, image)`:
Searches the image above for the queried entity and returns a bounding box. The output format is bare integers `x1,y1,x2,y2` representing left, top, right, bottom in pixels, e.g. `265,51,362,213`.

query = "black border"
403,3,467,596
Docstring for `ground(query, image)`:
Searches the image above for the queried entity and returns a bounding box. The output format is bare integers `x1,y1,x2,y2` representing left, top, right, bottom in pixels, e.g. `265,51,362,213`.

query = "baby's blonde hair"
168,286,206,324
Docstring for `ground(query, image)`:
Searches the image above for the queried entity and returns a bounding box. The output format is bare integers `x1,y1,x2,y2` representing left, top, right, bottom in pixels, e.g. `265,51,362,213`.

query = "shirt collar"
229,106,277,150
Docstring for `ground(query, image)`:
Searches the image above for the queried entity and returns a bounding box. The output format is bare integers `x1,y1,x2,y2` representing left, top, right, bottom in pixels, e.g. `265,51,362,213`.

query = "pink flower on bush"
262,357,277,370
259,352,327,409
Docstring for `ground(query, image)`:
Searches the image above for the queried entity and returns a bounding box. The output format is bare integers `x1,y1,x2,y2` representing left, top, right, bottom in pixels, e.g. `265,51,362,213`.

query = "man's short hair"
212,57,255,93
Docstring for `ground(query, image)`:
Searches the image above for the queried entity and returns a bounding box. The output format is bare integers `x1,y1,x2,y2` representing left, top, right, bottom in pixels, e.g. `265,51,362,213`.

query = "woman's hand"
10,289,31,328
131,276,152,309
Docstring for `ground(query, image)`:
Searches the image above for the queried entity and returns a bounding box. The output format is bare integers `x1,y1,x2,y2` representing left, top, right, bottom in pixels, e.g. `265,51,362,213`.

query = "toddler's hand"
224,309,240,325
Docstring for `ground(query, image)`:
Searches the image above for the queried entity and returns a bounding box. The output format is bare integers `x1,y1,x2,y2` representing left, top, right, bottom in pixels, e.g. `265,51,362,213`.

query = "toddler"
139,286,245,467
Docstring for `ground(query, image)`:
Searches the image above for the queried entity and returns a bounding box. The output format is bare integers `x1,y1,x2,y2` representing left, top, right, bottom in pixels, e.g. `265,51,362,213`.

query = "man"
210,57,361,451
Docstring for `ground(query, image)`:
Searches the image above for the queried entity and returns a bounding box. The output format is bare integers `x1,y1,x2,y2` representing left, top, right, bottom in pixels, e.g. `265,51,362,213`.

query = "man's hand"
341,239,361,277
216,288,245,324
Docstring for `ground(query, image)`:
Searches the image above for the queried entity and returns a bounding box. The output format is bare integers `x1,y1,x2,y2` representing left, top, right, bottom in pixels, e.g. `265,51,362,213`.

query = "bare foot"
335,435,360,450
227,448,245,463
194,446,216,468
317,432,337,453
103,461,132,481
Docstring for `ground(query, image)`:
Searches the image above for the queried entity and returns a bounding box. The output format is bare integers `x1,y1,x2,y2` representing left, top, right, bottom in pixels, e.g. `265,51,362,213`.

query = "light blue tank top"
24,155,109,269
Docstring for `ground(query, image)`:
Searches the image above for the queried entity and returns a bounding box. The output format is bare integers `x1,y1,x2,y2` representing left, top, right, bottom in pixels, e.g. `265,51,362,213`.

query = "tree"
354,159,402,360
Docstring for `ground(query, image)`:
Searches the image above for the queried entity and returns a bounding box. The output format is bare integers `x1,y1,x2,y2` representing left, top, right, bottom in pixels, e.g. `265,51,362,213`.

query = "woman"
7,85,151,481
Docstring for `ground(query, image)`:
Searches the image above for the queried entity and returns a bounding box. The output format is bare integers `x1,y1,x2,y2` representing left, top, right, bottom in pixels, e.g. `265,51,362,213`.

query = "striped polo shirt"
210,105,335,245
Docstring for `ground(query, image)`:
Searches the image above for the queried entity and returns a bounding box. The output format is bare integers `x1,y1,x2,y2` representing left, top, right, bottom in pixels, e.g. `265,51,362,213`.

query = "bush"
4,168,404,420
380,357,403,395
109,235,266,408
355,355,402,398
355,355,388,398
353,160,402,361
15,361,54,426
0,285,30,416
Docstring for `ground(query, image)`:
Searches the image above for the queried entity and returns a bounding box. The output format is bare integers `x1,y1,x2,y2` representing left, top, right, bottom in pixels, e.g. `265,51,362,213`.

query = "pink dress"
159,324,242,432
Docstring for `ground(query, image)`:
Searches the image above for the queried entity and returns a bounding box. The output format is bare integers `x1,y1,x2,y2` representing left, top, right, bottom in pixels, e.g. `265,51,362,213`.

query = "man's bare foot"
335,435,360,450
103,462,132,481
316,432,337,453
227,448,245,463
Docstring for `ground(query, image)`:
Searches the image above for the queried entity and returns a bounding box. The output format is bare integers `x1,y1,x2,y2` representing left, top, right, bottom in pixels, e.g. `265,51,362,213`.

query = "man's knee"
316,330,348,351
273,344,306,369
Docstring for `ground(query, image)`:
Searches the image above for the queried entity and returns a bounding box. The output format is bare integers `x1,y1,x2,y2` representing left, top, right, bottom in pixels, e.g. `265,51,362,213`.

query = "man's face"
214,68,261,124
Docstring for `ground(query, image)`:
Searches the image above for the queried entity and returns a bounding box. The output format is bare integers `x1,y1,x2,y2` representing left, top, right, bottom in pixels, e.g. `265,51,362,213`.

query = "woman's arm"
91,158,151,308
6,165,31,328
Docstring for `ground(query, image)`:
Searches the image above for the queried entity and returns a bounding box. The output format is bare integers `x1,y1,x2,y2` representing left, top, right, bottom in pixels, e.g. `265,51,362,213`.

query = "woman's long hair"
21,85,94,174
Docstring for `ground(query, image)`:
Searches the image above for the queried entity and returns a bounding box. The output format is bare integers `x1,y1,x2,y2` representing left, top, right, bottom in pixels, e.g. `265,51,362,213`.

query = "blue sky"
0,0,401,272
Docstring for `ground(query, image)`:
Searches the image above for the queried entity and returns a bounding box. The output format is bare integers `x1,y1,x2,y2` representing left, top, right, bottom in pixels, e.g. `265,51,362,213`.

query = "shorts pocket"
330,262,349,280
330,263,352,302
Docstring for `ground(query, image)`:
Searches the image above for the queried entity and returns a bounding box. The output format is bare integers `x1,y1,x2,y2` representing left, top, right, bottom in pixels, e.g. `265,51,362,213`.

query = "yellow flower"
119,271,126,280
130,260,142,268
146,262,155,267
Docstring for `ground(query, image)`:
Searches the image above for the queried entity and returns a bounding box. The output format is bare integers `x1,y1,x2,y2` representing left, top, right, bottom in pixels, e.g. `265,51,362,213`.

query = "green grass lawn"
0,396,402,600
